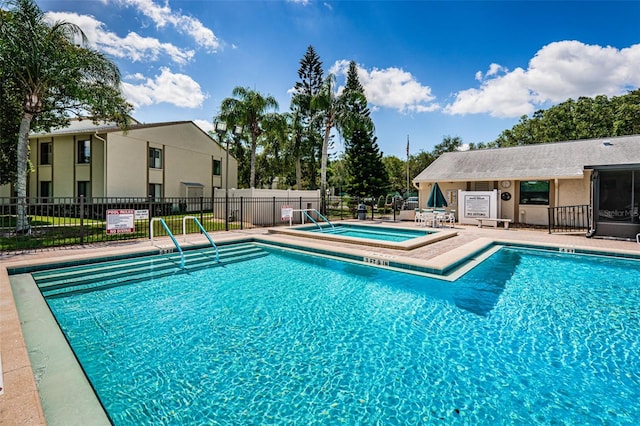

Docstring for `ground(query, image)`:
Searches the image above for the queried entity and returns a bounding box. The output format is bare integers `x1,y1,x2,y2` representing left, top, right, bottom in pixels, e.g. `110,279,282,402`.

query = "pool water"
302,224,431,242
41,246,640,424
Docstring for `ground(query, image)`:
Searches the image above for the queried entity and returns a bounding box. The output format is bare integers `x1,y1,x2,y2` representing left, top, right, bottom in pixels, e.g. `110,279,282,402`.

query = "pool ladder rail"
182,216,219,262
150,217,220,269
150,218,184,269
297,208,334,232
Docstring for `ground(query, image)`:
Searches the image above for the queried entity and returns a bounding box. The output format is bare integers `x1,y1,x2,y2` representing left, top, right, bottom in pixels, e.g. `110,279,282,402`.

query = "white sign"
106,209,135,234
135,209,149,220
281,205,293,221
458,190,501,225
464,195,491,218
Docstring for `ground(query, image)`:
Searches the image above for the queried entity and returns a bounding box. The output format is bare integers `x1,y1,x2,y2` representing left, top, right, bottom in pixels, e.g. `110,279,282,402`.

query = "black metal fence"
548,204,591,234
0,195,401,253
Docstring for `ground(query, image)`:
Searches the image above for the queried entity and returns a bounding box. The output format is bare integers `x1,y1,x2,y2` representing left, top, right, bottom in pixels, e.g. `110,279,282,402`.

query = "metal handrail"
150,217,184,269
312,209,334,229
301,210,322,230
547,205,591,234
296,208,334,231
183,216,219,262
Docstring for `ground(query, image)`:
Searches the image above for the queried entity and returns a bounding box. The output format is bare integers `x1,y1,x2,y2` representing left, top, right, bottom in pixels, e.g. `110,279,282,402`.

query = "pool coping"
268,221,458,250
2,228,640,424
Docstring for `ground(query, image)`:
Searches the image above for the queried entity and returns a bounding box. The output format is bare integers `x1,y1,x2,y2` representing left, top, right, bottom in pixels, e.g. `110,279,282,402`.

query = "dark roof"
414,135,640,182
31,118,195,137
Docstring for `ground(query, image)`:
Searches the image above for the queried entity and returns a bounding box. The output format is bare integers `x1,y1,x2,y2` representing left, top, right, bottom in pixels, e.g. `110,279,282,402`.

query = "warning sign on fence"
106,209,135,234
281,205,293,221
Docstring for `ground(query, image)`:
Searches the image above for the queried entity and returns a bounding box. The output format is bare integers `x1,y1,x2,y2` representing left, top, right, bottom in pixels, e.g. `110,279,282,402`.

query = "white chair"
421,210,436,227
433,209,447,227
443,209,456,227
414,209,422,224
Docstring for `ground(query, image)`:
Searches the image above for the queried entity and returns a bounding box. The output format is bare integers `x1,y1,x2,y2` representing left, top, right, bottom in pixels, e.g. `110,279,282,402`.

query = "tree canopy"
490,90,640,148
0,0,131,231
218,86,279,189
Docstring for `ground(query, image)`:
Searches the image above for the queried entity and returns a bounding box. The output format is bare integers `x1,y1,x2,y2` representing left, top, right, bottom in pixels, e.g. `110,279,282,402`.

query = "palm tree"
310,75,339,212
0,0,131,232
219,87,278,188
311,73,372,212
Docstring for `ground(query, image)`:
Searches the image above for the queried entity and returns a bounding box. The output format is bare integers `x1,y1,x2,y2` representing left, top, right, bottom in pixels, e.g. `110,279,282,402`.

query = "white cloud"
193,119,214,133
122,67,207,108
46,11,194,64
486,63,505,78
445,41,640,118
330,60,439,113
287,0,310,5
125,72,146,81
107,0,220,51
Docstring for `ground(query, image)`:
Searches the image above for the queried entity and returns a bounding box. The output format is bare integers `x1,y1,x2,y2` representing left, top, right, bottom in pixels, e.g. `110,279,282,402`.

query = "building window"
213,159,221,176
519,181,549,205
149,148,163,169
598,170,635,222
77,139,91,164
40,181,52,200
40,142,52,165
149,183,162,201
77,181,91,199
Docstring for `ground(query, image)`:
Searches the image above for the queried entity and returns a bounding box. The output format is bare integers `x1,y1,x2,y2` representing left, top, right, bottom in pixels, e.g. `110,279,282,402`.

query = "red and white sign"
281,205,293,221
106,209,135,234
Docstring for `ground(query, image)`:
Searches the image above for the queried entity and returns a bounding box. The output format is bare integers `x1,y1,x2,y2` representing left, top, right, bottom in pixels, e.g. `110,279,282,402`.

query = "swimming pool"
300,223,431,242
269,223,455,249
30,243,640,424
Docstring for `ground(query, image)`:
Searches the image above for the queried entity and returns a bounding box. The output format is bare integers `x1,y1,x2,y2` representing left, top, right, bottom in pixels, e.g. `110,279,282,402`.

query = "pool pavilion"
412,134,640,240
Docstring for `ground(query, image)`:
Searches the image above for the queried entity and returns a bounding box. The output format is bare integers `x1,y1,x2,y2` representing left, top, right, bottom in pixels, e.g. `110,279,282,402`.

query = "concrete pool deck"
1,221,639,424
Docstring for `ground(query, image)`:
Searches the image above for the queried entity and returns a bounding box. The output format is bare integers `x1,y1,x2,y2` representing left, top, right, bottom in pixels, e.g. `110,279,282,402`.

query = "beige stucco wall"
92,137,106,197
26,135,108,198
18,122,238,199
54,136,74,197
104,132,148,196
417,175,591,226
556,174,591,205
106,123,237,198
498,180,515,221
417,182,466,213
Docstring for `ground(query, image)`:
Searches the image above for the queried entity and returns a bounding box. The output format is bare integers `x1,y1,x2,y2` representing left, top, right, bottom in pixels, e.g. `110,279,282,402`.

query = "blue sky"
39,0,640,158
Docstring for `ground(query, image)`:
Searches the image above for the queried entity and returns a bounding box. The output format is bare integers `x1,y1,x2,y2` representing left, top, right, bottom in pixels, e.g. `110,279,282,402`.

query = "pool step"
35,243,269,298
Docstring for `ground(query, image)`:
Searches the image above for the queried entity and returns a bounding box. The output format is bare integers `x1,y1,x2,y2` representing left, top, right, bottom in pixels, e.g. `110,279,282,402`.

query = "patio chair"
441,209,456,227
420,210,437,227
433,209,447,227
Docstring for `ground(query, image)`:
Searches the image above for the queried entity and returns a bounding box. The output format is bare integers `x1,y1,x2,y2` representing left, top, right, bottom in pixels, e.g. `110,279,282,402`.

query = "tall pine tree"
341,61,372,143
341,61,388,198
290,46,324,189
345,129,388,198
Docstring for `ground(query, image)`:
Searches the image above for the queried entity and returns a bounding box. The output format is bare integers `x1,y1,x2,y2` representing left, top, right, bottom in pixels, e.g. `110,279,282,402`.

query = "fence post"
79,195,85,244
148,196,153,239
273,197,276,226
370,196,374,220
214,188,218,231
240,197,244,230
200,196,204,228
